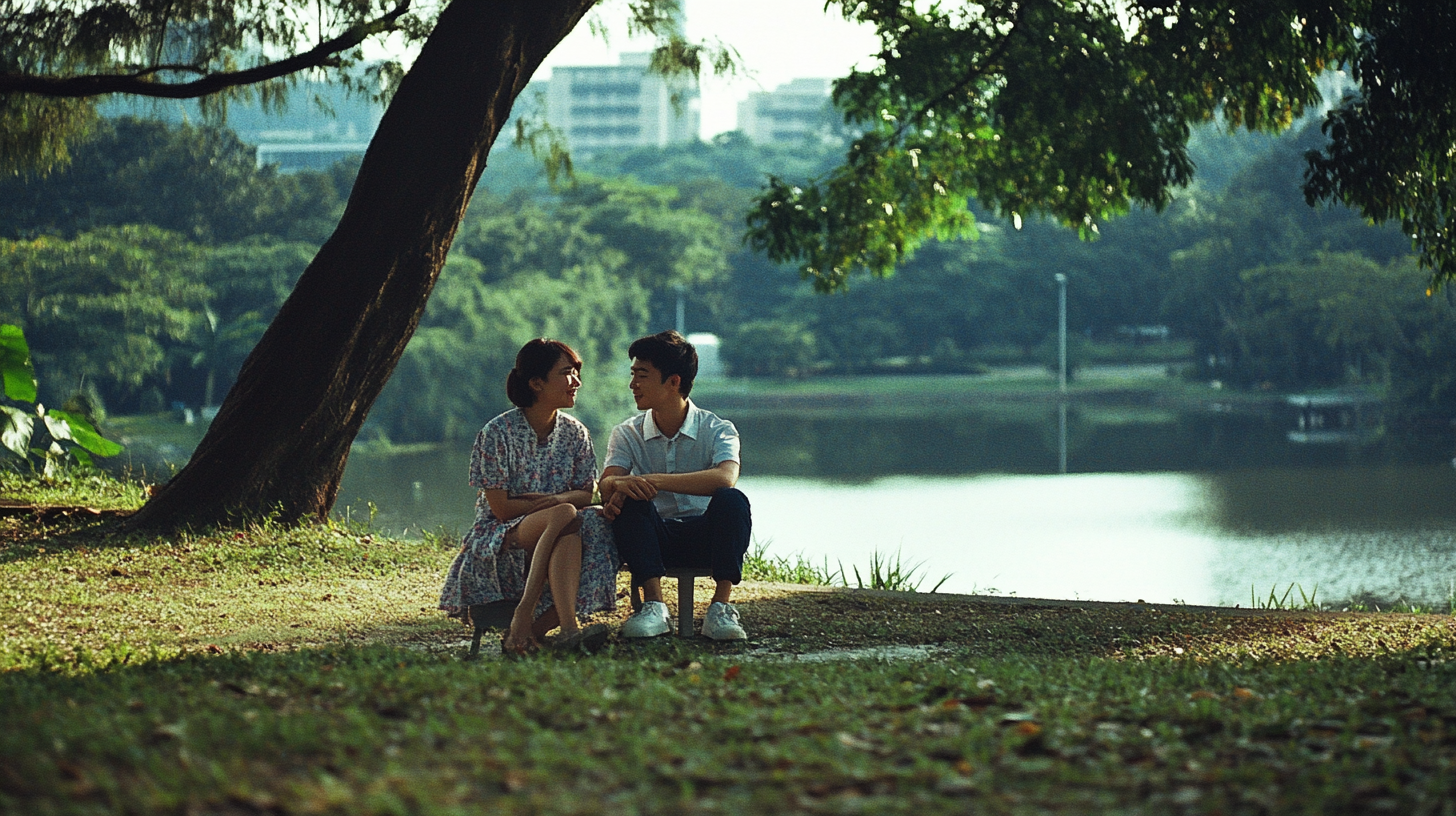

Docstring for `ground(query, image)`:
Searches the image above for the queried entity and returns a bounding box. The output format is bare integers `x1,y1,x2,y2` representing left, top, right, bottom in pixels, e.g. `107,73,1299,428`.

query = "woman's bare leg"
546,530,583,631
504,503,578,652
524,521,584,640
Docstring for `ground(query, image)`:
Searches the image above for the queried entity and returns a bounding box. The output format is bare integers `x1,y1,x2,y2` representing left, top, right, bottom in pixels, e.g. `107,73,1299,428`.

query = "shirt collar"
643,399,701,441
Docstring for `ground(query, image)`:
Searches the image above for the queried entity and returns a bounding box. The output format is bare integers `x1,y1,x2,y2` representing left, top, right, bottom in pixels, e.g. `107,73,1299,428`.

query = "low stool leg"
678,576,694,637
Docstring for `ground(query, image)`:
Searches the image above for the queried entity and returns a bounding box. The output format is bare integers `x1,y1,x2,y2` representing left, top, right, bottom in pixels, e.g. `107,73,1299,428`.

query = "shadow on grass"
431,585,1456,667
6,629,1456,815
0,515,140,565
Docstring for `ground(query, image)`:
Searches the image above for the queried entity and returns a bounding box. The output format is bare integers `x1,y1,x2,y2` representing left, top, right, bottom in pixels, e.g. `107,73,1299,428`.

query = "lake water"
336,399,1456,608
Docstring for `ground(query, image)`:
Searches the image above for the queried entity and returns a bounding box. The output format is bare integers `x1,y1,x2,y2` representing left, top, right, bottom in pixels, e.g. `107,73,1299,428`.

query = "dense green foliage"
0,0,420,174
0,117,347,243
0,122,734,439
1303,1,1456,282
746,0,1358,289
742,0,1456,289
6,0,1453,527
2,111,1455,435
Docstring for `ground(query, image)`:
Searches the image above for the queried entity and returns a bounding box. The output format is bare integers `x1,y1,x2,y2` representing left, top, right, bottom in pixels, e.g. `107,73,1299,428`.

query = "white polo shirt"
604,400,740,519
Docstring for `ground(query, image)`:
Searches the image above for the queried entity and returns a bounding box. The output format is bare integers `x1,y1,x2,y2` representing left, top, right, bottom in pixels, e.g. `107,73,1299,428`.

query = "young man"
600,330,752,640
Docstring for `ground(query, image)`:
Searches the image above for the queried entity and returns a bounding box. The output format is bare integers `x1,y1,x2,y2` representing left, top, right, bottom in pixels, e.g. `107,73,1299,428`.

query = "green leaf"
0,325,38,404
45,410,124,457
0,405,35,458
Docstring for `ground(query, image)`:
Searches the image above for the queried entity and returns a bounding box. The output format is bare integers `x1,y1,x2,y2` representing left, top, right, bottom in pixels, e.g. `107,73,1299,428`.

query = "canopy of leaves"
746,0,1369,291
1303,1,1456,285
0,225,210,400
0,117,345,242
372,193,654,441
0,0,429,174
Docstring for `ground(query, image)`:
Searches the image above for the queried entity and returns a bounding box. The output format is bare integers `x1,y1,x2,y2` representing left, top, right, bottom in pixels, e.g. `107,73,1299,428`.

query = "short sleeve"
710,417,741,466
604,422,636,473
569,424,597,491
469,423,510,489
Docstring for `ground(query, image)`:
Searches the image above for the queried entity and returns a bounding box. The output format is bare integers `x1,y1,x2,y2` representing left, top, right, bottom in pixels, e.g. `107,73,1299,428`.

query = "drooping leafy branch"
0,1,415,99
0,0,430,174
747,0,1369,292
1303,1,1456,288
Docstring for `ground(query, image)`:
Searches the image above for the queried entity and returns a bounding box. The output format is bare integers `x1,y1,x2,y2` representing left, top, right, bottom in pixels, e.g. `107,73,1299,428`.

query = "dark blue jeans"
612,487,752,584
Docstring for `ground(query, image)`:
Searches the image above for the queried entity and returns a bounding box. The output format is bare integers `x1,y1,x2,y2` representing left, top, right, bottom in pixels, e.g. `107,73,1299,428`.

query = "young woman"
438,339,617,653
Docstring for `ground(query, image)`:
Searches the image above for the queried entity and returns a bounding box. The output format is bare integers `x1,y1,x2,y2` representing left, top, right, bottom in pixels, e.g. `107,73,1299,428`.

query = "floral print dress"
438,409,619,620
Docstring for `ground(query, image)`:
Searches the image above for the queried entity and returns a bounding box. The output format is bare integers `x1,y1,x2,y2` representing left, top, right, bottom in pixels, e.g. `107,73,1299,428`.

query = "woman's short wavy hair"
506,339,582,408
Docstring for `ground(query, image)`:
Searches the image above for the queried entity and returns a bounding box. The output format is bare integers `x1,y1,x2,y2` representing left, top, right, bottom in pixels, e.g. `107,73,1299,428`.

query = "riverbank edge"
738,580,1350,618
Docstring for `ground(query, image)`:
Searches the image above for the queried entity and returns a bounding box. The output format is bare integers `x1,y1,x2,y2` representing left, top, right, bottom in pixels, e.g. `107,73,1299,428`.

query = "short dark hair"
506,338,581,408
628,330,697,397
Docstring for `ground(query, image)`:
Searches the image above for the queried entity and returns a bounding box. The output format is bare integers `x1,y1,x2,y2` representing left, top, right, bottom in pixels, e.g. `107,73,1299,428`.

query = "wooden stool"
466,600,516,656
630,567,713,637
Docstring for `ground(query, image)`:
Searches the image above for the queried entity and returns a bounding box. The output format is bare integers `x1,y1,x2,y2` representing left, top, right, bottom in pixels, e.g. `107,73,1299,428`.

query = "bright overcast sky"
536,0,882,138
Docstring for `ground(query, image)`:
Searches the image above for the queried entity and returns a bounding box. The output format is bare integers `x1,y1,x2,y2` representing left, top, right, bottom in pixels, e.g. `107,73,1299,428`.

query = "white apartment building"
736,78,834,145
544,52,700,152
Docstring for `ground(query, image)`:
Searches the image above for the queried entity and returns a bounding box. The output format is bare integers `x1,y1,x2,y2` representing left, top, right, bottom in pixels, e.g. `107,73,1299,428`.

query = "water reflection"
1203,466,1456,533
336,404,1456,607
740,472,1456,607
730,405,1444,479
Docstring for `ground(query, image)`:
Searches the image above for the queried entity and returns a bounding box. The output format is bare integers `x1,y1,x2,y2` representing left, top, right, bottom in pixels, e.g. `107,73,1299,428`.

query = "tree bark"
126,0,599,530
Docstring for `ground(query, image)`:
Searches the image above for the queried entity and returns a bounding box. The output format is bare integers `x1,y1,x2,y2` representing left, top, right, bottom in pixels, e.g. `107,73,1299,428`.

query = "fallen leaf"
723,665,741,681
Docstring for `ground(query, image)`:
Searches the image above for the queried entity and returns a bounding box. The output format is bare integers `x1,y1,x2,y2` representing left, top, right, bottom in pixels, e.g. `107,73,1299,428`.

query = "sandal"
551,623,611,655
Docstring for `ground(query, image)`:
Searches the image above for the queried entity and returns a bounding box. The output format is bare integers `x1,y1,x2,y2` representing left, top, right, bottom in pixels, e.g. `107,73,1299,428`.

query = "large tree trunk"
126,0,598,530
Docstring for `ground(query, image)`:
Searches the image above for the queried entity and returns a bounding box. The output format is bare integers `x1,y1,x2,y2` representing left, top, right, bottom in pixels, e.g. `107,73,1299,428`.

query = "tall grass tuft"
740,539,841,585
1251,583,1321,611
849,548,951,593
739,541,952,593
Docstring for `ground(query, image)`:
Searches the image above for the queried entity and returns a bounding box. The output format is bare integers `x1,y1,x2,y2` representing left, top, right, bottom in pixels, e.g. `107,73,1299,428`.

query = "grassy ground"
4,474,1456,814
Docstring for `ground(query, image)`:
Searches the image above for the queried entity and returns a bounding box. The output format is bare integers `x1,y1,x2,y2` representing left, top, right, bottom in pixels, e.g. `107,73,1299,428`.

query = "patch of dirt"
418,574,1454,663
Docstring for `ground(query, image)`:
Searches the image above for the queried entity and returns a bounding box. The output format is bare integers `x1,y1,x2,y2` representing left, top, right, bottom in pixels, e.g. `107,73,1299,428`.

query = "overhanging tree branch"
888,3,1025,144
0,1,411,99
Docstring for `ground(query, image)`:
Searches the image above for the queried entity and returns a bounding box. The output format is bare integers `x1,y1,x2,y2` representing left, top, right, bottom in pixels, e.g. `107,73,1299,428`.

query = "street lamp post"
674,284,686,335
1055,273,1067,393
1055,273,1068,473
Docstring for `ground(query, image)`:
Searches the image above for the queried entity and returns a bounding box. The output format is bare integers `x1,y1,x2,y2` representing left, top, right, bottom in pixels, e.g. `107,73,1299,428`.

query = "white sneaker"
622,600,671,638
702,601,747,641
